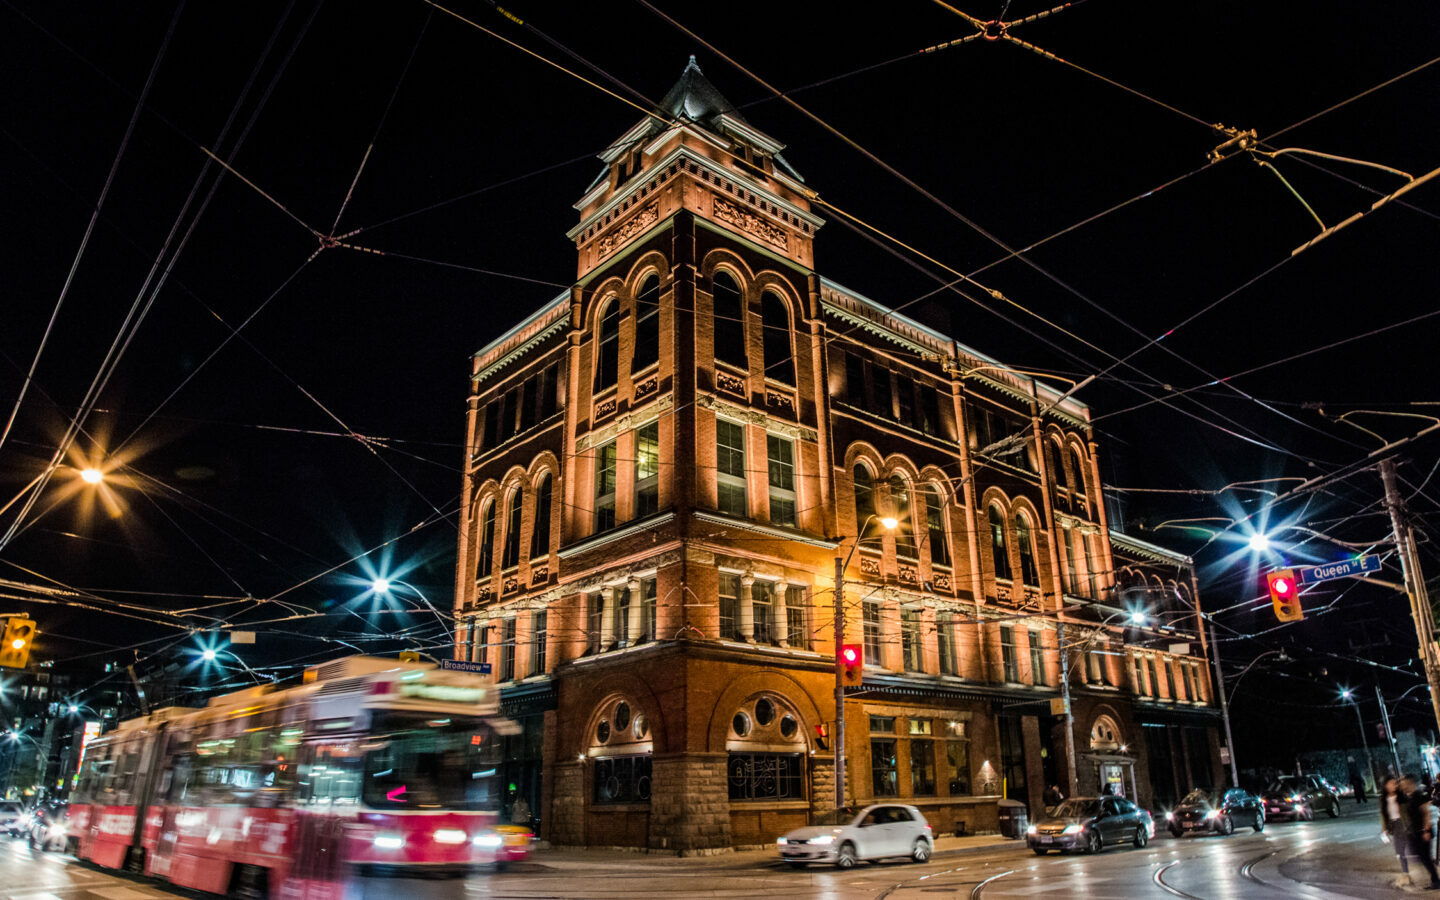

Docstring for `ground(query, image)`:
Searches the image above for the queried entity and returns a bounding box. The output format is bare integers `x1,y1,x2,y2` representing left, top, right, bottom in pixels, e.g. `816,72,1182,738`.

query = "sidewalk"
528,831,1018,870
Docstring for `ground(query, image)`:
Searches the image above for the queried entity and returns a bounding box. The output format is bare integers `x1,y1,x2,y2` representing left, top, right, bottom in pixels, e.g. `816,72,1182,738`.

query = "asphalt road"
0,806,1426,899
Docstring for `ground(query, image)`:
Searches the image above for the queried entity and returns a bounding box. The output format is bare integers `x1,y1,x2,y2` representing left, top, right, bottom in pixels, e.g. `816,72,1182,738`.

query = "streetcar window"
298,740,363,807
360,713,500,811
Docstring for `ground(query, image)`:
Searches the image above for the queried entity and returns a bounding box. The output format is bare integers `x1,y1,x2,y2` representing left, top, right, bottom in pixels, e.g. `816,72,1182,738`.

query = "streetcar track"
1240,849,1277,885
969,867,1014,899
1153,860,1204,899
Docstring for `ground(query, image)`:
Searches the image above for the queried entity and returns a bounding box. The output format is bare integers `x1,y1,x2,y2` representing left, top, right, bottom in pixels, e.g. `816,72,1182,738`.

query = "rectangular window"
786,585,808,650
727,752,804,800
896,379,915,428
719,573,740,640
540,363,559,421
863,600,882,666
1061,527,1080,595
937,612,957,676
921,388,941,436
946,740,971,796
845,353,867,407
592,755,651,804
474,625,491,665
1029,630,1047,686
908,719,932,735
910,741,936,796
594,442,617,532
587,594,604,654
640,577,657,643
1000,625,1019,682
635,421,660,517
612,585,630,646
872,368,893,418
716,419,747,517
1087,647,1106,684
1145,656,1160,698
1132,656,1148,696
766,435,796,527
901,608,923,672
530,610,547,676
870,739,898,797
1084,534,1102,599
521,375,538,432
926,489,950,568
499,618,517,681
752,580,776,646
869,715,895,733
482,399,501,450
1166,659,1179,700
505,386,523,437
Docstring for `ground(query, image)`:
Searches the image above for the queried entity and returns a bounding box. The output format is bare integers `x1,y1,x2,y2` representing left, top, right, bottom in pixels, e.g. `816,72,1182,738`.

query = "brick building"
450,59,1223,852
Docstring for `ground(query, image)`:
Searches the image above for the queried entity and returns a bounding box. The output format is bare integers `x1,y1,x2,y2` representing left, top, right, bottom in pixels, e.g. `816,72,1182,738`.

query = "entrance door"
1100,763,1126,797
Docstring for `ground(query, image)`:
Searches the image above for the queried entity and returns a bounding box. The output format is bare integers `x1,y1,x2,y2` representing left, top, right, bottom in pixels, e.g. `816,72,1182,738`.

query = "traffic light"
0,618,36,669
840,644,863,686
1267,569,1303,622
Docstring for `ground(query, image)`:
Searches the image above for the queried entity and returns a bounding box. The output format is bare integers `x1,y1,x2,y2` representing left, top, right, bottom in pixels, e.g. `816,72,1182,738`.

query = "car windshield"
360,711,500,811
1181,790,1212,806
813,808,859,827
1053,799,1100,818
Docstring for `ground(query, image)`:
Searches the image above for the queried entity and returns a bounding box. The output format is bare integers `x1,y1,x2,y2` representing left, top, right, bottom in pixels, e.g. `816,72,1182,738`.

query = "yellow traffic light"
0,618,36,669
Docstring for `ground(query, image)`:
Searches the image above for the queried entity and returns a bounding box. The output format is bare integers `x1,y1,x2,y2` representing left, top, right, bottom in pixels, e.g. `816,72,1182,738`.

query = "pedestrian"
1350,755,1369,804
1382,778,1410,878
1400,775,1440,889
511,794,532,828
1043,784,1064,816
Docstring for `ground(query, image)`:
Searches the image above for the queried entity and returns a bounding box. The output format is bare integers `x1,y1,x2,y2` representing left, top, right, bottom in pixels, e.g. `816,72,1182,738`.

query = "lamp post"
1342,689,1377,787
833,514,895,810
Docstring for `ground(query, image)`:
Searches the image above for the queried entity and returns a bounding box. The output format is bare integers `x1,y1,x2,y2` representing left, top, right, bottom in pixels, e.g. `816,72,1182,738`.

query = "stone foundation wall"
648,752,731,854
549,761,585,845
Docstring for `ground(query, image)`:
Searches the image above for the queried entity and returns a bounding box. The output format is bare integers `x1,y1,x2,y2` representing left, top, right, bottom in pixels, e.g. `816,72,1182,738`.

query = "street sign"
1297,556,1381,584
440,659,492,675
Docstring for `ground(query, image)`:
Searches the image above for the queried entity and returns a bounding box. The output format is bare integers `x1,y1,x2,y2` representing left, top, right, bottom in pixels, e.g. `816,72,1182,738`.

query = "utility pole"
1057,620,1077,796
1381,459,1440,731
1207,615,1240,787
834,556,847,810
1377,684,1402,775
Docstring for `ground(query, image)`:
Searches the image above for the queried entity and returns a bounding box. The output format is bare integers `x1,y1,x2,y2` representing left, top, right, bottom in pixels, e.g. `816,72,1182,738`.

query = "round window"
779,714,798,739
732,711,752,738
754,697,776,727
597,719,611,743
615,701,631,732
633,713,648,739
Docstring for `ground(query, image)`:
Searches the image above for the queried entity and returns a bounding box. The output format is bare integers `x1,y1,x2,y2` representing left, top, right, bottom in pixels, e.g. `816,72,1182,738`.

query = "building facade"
450,59,1223,851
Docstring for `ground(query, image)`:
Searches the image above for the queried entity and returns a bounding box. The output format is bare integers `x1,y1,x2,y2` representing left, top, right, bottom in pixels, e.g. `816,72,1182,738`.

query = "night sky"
2,1,1437,759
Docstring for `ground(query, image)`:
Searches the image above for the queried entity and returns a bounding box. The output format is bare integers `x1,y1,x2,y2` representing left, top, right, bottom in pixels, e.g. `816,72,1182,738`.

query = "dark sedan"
1263,775,1340,821
1026,796,1154,855
1166,788,1264,836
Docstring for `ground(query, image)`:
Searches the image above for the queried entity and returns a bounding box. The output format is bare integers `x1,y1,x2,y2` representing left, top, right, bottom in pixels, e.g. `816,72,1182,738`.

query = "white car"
777,804,933,868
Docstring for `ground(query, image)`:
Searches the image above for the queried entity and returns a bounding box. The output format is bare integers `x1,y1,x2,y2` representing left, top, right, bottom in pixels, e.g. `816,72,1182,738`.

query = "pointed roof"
654,55,745,128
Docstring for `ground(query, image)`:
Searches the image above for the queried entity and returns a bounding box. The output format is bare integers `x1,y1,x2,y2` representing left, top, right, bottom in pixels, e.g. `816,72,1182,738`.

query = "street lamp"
832,513,895,810
1341,689,1377,789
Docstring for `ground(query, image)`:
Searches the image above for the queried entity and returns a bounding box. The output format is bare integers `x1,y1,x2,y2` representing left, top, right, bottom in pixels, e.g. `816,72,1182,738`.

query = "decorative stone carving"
503,576,519,595
531,565,549,585
765,389,796,416
695,394,818,443
576,394,674,453
713,197,788,250
716,369,745,397
478,587,493,603
634,377,658,401
594,397,617,420
596,203,659,258
996,583,1012,603
934,573,953,591
860,557,881,577
899,565,918,585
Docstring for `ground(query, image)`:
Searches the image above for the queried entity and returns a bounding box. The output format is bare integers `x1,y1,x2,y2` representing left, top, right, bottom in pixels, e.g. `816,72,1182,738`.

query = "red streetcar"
67,656,519,897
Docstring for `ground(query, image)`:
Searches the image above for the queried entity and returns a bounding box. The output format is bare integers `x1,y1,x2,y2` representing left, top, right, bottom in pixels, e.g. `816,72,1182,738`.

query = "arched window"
760,292,794,385
924,483,950,567
853,463,876,534
502,486,523,569
530,473,552,559
477,499,496,579
1069,445,1088,504
988,504,1011,581
1015,512,1039,586
712,271,747,369
889,474,915,558
594,299,620,392
1044,437,1064,501
632,274,660,373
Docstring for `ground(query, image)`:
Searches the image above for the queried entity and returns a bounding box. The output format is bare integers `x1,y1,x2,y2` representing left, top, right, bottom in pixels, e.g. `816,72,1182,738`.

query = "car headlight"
1205,809,1219,819
1289,794,1302,803
1164,811,1174,820
809,835,836,846
777,837,787,846
472,833,503,849
1062,824,1082,834
1026,824,1037,835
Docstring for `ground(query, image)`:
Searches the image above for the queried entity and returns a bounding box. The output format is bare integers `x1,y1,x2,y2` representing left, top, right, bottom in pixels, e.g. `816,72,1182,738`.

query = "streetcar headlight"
473,833,503,849
434,829,467,844
373,834,405,849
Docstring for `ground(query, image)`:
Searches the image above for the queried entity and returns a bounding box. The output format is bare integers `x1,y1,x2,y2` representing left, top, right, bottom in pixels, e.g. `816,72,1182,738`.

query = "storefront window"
727,753,803,800
946,740,971,795
593,755,651,804
871,739,898,797
910,741,936,796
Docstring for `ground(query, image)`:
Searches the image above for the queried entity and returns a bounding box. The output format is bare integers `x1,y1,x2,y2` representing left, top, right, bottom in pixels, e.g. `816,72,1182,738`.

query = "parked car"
26,801,68,852
1026,796,1154,855
0,801,25,836
1263,775,1340,820
1166,788,1264,836
778,804,933,868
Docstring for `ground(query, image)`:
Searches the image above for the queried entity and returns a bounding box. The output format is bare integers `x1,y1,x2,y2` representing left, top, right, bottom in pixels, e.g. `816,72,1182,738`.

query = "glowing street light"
372,578,392,594
201,648,217,662
1247,533,1271,552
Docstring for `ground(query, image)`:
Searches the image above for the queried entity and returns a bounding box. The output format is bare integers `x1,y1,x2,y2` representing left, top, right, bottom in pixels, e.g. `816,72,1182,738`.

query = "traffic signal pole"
1380,459,1440,732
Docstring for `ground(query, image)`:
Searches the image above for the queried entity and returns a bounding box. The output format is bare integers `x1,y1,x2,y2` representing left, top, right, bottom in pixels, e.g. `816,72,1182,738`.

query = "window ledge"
560,510,676,558
693,511,839,549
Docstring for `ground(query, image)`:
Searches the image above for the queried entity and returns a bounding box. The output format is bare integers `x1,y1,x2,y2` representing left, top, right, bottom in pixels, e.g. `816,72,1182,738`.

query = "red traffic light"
840,643,863,686
1266,569,1303,622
